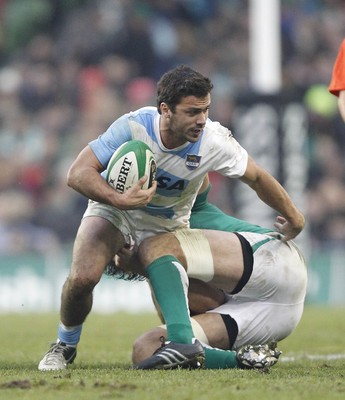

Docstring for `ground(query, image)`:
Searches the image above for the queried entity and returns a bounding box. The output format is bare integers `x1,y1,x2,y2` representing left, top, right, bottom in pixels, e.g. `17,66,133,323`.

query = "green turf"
0,306,344,399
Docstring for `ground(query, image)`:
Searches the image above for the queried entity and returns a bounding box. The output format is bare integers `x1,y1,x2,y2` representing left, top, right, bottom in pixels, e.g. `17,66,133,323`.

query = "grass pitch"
0,306,345,400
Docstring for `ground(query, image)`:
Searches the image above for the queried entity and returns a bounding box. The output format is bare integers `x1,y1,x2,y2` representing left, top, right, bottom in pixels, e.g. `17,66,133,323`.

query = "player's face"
162,95,211,147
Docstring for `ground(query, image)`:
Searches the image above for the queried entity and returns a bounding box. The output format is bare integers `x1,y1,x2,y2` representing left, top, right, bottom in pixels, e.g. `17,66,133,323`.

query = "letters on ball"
106,140,156,193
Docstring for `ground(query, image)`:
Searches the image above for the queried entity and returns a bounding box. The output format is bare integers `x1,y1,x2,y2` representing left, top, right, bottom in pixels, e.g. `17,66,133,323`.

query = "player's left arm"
240,156,305,241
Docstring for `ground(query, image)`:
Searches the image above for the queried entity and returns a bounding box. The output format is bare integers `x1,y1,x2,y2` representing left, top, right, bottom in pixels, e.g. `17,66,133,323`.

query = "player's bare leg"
38,217,125,371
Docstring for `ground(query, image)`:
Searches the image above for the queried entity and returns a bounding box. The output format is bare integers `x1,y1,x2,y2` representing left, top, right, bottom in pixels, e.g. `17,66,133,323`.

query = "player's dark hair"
104,259,146,282
156,65,213,114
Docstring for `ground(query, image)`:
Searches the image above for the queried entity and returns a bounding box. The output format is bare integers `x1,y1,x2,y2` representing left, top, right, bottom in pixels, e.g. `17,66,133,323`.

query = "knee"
132,328,166,365
137,233,180,267
65,272,100,295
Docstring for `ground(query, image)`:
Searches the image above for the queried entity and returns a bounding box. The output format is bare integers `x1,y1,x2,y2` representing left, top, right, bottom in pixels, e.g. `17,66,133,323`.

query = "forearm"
67,145,155,209
242,168,305,230
67,165,122,206
67,145,122,206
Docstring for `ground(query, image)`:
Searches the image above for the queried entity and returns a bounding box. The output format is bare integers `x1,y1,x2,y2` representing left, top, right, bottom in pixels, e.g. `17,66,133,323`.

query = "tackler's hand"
273,215,304,242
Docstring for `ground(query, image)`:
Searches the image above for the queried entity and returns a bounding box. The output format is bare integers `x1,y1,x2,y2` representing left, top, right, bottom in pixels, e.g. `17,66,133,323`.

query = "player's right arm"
240,156,305,241
67,145,156,209
338,90,345,122
329,39,345,122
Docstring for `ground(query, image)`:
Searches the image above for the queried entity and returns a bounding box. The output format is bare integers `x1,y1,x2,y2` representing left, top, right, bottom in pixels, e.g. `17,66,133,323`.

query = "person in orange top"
329,39,345,122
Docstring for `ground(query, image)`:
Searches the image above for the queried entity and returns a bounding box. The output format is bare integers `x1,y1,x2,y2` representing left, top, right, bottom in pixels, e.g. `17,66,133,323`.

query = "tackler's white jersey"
89,106,248,236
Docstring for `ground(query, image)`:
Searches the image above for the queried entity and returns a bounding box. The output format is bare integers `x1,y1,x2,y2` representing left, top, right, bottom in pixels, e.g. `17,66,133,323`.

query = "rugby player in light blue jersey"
38,65,305,371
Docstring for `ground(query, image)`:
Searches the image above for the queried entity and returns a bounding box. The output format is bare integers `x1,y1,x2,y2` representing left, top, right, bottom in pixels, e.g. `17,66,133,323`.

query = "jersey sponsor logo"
185,154,201,170
156,176,185,192
154,169,188,196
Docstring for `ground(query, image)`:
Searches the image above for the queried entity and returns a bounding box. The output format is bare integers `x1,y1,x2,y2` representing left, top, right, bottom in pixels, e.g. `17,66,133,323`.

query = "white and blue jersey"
88,106,248,236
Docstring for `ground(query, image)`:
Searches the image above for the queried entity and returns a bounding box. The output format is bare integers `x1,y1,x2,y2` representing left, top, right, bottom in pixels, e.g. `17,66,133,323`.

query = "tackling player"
115,178,306,370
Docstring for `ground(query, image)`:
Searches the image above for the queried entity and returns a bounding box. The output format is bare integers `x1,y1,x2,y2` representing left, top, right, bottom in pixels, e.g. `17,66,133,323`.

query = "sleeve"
215,135,248,178
329,39,345,97
205,121,248,178
88,115,133,167
190,184,270,233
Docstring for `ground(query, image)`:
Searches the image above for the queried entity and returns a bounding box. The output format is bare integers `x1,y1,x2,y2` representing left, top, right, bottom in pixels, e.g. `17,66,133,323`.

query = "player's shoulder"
127,106,157,120
203,120,239,151
205,120,233,139
119,106,157,132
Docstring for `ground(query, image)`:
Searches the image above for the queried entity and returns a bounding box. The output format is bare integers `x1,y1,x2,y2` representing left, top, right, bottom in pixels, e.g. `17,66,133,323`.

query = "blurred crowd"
0,0,344,255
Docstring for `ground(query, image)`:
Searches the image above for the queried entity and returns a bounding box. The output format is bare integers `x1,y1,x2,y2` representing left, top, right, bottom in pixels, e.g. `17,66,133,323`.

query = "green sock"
204,347,239,369
147,255,193,344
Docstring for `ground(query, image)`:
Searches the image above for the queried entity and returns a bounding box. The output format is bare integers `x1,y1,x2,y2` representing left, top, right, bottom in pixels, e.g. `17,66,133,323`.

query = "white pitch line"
281,353,345,362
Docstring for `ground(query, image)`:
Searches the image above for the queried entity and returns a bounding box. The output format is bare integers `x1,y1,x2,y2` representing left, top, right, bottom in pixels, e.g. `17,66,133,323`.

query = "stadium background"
0,0,344,312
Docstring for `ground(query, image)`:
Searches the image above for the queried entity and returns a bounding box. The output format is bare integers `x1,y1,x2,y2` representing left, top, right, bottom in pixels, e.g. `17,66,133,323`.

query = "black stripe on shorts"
230,232,253,295
220,314,238,350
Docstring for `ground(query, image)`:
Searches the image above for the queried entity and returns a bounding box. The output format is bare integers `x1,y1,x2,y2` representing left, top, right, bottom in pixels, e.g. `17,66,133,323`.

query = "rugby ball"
106,140,156,193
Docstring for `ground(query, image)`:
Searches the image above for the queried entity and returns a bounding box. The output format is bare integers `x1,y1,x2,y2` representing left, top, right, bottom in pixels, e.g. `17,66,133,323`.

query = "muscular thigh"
174,229,244,292
71,216,125,279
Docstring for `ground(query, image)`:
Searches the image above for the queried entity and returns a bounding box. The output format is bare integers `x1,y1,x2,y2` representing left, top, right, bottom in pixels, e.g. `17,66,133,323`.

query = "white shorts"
207,232,307,349
82,200,174,246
